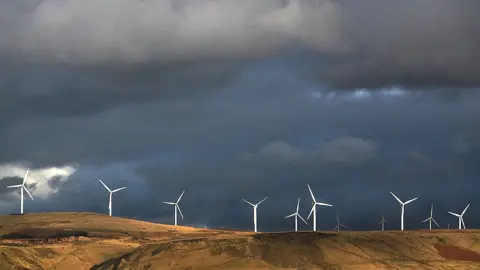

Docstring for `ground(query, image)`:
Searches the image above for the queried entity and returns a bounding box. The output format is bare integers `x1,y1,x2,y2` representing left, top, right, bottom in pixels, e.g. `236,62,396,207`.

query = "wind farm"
0,169,479,269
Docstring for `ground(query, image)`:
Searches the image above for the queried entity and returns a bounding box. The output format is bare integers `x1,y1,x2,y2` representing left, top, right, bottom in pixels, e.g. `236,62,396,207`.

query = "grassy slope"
1,213,480,269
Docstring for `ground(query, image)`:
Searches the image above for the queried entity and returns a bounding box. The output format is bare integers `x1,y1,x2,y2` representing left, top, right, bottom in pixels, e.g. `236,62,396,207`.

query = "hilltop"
0,213,479,269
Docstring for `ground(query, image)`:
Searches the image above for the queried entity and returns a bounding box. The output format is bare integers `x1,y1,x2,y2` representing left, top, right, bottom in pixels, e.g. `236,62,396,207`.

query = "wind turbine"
98,179,126,217
390,192,418,231
163,191,185,226
307,184,333,231
422,203,439,230
285,198,308,232
334,213,349,232
6,168,34,214
448,204,469,230
242,197,267,232
379,216,388,231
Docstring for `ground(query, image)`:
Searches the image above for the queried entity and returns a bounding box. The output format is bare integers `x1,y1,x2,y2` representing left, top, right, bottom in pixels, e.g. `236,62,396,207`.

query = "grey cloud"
47,175,62,189
243,137,378,168
0,0,479,92
318,137,378,168
0,176,23,196
452,131,480,154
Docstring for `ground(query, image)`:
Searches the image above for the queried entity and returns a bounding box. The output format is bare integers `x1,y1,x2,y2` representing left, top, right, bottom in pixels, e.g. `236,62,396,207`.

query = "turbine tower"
379,216,388,231
334,213,349,232
242,197,267,232
285,198,308,232
307,184,333,231
422,203,439,230
6,168,34,214
448,204,469,230
163,191,185,226
98,179,126,217
390,192,418,231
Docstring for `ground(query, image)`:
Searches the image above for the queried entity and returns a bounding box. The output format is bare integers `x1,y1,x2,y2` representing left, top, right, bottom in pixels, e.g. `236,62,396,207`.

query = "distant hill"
0,212,479,269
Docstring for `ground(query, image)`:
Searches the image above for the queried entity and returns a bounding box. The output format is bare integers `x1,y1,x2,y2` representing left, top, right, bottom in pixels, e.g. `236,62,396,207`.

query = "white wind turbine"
242,197,267,232
285,198,308,232
448,204,469,230
163,191,185,226
307,184,333,231
379,216,388,231
334,213,349,232
422,203,439,230
6,168,34,214
98,179,126,217
390,192,418,231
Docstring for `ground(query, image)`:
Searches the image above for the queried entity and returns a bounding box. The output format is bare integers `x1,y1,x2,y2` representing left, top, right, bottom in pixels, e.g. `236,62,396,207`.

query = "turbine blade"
112,187,126,193
177,190,185,203
23,186,34,201
336,213,340,223
163,201,176,205
256,197,268,205
390,192,403,204
307,184,316,202
307,204,315,220
296,198,300,213
298,214,308,225
98,179,111,192
448,211,460,217
316,202,333,207
285,213,296,218
6,184,22,188
22,168,30,185
462,204,470,216
176,205,184,219
241,199,255,207
461,218,466,229
340,224,349,229
432,218,440,227
404,198,418,205
421,218,430,223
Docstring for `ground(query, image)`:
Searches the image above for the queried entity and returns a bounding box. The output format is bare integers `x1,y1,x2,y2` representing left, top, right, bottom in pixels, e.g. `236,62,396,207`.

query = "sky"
1,0,480,232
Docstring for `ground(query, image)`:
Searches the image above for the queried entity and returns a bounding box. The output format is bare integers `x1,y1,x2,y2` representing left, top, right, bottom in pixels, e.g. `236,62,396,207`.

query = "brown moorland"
0,212,480,269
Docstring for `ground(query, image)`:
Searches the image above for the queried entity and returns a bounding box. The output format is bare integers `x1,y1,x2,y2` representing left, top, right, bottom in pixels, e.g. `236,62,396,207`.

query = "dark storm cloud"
0,176,22,196
0,0,479,97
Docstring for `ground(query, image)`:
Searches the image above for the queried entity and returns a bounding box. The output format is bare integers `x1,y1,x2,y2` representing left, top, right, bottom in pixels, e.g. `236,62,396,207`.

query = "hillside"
0,212,248,269
0,213,479,269
93,231,480,270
